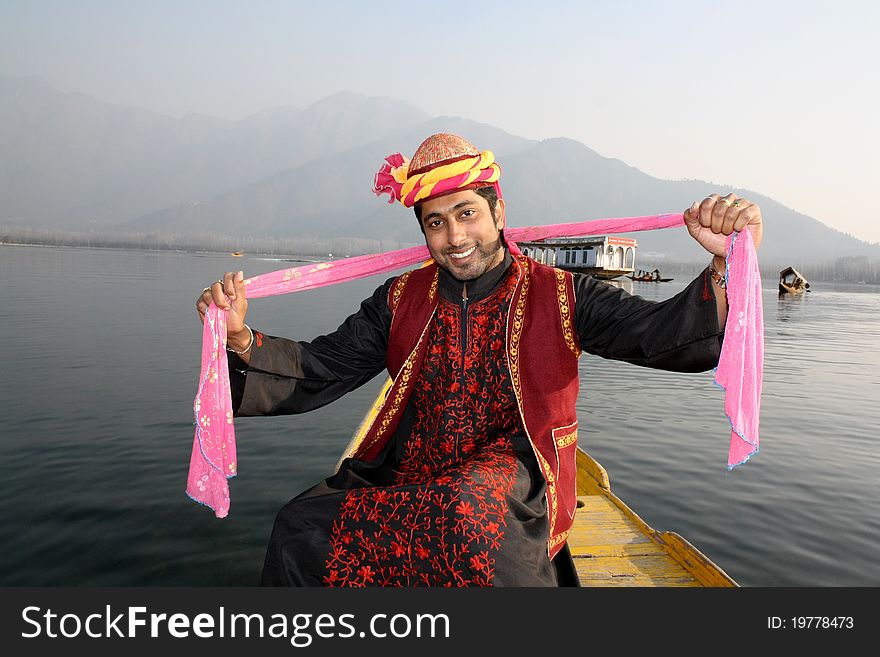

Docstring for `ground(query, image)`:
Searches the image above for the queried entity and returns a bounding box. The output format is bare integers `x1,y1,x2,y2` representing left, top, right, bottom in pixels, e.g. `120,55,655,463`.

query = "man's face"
418,190,506,281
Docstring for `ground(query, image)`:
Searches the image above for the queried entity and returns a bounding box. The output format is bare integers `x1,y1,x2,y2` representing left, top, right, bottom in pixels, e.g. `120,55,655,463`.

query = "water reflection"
2,246,878,587
777,291,808,322
600,277,633,294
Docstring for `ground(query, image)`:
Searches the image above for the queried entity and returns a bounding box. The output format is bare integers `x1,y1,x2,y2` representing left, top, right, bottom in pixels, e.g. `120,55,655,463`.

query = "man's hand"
684,193,763,258
195,270,250,349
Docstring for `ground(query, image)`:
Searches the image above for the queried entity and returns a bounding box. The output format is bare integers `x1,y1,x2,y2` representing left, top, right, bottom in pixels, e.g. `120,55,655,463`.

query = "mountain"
130,133,879,264
129,116,537,244
0,78,428,227
499,138,878,264
0,76,228,226
2,76,877,266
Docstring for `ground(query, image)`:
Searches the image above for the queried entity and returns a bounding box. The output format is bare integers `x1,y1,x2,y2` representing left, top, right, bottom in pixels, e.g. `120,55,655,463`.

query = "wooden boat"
571,446,736,586
230,250,244,257
778,266,809,295
627,275,674,282
346,376,737,587
627,269,673,283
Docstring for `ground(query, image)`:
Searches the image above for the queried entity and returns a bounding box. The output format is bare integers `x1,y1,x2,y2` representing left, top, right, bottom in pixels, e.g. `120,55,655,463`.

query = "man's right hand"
195,270,250,349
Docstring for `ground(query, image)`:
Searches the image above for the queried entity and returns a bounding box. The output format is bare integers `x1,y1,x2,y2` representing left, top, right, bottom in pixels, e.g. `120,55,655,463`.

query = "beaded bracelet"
709,261,727,289
226,324,254,355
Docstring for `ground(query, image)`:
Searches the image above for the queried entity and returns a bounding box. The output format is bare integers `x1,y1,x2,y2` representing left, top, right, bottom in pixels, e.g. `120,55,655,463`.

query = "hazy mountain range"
2,75,877,265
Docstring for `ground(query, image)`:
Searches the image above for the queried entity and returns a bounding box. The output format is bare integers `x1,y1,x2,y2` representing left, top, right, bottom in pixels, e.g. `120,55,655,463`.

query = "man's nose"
447,220,466,246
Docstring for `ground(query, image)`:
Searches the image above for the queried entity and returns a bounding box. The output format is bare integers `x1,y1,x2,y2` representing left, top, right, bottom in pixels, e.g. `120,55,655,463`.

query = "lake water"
1,244,877,586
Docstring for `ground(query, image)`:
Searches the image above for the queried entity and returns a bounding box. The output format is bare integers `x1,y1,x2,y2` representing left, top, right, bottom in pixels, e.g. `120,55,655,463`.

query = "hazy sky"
2,0,878,242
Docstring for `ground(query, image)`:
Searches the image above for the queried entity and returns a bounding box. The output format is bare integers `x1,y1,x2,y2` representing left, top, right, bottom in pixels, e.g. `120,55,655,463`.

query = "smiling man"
196,133,762,586
418,189,506,280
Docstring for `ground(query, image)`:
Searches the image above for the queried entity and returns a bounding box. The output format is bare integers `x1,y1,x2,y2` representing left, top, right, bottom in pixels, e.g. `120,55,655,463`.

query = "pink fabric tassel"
188,213,763,517
187,307,237,517
716,228,763,468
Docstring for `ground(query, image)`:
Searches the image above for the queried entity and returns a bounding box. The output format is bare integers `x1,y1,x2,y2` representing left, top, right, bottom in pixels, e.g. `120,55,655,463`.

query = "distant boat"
627,269,673,283
779,266,809,295
230,250,244,257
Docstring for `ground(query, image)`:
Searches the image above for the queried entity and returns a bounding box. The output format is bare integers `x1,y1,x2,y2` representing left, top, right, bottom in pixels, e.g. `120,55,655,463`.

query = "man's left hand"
684,193,763,258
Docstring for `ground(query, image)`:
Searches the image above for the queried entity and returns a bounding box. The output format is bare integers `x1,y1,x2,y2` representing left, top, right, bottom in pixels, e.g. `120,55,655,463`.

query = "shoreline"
0,240,325,261
5,239,880,286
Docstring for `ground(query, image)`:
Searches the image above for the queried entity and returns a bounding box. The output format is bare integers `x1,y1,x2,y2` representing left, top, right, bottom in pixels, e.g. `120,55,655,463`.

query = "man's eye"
461,209,475,218
428,220,443,228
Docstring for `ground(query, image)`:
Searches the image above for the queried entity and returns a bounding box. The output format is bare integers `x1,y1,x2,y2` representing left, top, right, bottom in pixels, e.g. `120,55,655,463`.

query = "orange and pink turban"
373,133,502,207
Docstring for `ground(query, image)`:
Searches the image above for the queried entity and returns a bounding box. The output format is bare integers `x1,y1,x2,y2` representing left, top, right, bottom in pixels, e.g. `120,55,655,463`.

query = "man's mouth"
447,246,477,260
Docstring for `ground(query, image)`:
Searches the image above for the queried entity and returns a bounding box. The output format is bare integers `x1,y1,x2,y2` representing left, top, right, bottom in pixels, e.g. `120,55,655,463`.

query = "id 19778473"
767,617,854,630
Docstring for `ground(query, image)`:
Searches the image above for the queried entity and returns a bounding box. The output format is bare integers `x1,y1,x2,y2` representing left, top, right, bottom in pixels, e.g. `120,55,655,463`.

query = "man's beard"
436,235,505,281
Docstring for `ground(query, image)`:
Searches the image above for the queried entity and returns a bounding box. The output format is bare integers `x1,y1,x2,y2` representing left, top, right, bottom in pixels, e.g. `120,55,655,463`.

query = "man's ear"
494,198,506,231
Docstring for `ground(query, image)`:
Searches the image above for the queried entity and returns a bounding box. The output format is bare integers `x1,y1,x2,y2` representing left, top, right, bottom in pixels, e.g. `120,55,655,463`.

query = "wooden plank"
573,446,739,587
576,495,626,510
578,578,702,587
577,574,703,587
575,554,694,578
569,542,667,558
570,526,651,540
569,474,739,587
574,554,702,587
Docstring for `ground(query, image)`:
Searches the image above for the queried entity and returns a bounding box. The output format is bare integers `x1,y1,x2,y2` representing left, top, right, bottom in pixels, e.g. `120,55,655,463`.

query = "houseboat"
518,236,637,280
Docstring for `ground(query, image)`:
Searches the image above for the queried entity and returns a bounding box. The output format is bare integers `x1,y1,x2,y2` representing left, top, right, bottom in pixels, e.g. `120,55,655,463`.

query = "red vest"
340,255,581,559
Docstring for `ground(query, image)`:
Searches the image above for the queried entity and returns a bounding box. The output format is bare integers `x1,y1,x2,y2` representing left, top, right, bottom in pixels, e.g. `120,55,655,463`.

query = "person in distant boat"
195,133,763,586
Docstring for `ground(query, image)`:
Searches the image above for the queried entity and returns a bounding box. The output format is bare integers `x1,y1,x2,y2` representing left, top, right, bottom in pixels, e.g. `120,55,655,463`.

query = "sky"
2,0,878,243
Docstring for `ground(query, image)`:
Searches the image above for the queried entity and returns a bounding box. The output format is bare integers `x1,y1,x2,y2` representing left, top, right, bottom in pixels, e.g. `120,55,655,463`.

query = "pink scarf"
187,213,763,517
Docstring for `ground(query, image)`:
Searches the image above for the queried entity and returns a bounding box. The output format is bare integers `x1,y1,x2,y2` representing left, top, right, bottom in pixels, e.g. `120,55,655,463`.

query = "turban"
373,133,502,207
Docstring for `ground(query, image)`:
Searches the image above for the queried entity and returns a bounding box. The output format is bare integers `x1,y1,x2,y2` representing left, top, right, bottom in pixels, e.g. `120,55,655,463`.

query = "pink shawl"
187,213,763,517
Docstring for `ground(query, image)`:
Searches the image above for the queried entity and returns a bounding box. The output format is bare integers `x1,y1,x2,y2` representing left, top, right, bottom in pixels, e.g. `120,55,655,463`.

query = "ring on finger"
731,200,741,207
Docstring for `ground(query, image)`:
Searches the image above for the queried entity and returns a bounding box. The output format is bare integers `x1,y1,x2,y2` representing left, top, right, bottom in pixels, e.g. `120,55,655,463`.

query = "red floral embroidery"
358,566,375,583
323,268,525,587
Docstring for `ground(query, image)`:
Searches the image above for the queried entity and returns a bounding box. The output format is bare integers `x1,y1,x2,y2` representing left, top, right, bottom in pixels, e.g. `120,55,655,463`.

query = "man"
196,133,763,586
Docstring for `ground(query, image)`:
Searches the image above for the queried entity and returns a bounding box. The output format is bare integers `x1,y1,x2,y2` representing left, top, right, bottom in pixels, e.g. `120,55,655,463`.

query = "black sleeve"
228,277,395,417
574,268,723,372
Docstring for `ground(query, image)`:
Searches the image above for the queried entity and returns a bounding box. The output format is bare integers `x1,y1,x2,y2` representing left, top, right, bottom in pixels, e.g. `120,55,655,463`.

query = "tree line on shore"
0,225,410,260
2,225,878,284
